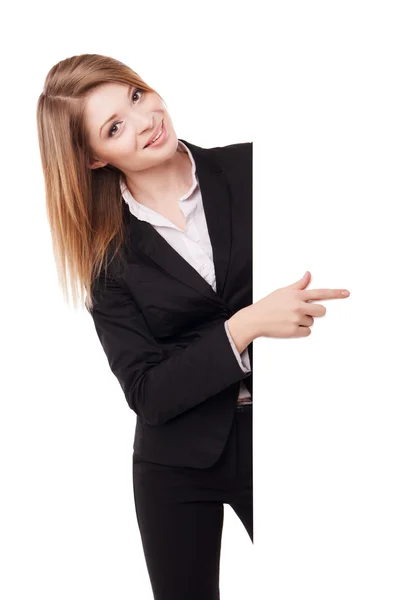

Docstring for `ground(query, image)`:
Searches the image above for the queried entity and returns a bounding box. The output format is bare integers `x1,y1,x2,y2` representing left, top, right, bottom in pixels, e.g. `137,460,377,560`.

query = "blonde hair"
36,53,159,311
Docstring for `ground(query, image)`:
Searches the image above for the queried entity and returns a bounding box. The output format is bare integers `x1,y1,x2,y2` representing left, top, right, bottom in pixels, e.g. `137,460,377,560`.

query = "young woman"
36,53,350,600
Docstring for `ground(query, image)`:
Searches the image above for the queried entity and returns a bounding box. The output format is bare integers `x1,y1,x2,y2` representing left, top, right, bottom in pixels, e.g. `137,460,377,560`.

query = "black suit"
88,139,252,469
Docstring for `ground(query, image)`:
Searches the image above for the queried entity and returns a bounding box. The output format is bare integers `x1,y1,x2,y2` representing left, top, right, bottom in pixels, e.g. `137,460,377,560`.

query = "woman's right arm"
227,271,350,345
225,305,259,354
87,275,253,427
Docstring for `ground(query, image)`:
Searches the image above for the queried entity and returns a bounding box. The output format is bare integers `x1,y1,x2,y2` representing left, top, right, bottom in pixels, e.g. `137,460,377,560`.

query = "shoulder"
206,141,252,176
180,138,252,171
208,140,252,162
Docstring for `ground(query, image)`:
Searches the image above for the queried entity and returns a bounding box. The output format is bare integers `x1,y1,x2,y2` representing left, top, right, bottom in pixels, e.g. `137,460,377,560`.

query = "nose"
135,113,154,134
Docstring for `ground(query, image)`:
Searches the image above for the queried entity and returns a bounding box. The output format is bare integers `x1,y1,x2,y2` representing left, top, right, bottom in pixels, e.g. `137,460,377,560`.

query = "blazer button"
220,308,230,318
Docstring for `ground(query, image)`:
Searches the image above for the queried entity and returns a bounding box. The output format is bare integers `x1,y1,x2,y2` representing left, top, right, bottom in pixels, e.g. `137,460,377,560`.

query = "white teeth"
149,124,163,145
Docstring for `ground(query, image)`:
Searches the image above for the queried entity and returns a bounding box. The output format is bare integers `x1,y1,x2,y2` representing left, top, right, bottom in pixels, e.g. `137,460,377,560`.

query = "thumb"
287,270,311,290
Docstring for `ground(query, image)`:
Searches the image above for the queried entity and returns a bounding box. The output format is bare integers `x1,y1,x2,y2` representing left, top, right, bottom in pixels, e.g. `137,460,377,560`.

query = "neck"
123,144,193,210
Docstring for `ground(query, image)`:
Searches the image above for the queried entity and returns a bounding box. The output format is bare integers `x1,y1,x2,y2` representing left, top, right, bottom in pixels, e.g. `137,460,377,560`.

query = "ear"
88,157,108,170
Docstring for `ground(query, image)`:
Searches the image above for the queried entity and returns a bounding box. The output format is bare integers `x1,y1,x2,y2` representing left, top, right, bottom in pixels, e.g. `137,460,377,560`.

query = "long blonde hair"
36,53,159,311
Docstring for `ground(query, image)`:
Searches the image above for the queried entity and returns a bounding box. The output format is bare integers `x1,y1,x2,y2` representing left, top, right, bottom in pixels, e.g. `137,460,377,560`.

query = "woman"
36,53,350,600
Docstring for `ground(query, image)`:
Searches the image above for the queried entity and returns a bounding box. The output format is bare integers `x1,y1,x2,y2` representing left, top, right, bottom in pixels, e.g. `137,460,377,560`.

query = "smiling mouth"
144,121,164,148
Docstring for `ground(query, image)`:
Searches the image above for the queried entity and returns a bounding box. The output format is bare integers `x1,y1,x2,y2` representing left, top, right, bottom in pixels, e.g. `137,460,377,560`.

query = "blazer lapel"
124,139,233,306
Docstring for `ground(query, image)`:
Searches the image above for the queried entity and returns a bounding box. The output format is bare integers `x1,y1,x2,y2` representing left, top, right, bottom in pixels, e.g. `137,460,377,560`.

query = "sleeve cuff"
224,320,252,373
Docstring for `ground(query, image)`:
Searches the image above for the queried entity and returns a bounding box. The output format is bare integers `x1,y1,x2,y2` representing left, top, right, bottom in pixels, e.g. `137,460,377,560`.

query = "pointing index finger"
303,289,350,301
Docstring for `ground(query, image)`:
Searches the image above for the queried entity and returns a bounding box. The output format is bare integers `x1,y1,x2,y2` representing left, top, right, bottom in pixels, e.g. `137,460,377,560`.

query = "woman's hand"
250,271,350,339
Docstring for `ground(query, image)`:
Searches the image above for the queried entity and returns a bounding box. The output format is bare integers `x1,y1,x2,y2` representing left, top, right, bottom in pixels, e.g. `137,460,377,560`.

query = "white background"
1,1,399,598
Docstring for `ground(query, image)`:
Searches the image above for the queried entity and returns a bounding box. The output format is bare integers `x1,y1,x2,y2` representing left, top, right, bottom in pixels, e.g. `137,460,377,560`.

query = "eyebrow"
99,85,133,137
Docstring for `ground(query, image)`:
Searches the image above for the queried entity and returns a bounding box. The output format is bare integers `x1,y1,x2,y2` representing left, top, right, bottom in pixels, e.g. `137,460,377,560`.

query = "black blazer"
88,139,252,468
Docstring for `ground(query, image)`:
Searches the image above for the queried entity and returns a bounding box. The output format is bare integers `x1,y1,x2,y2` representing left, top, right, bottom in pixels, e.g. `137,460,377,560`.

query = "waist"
237,396,252,405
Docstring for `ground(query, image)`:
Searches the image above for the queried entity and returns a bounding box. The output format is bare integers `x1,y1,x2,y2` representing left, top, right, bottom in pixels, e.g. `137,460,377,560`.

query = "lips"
144,121,163,148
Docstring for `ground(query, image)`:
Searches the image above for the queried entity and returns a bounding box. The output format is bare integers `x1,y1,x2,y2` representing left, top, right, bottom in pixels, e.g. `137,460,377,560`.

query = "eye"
131,87,144,103
107,88,144,138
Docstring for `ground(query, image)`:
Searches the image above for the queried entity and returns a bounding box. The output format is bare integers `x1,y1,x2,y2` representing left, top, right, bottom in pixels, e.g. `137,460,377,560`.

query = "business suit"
88,139,253,599
89,138,253,469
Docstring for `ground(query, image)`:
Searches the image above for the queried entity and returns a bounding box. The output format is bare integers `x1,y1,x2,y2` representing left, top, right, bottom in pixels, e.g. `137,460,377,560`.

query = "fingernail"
341,290,350,296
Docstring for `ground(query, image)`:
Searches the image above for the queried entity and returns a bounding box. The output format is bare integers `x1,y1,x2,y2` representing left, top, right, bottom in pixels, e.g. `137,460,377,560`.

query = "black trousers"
132,402,253,600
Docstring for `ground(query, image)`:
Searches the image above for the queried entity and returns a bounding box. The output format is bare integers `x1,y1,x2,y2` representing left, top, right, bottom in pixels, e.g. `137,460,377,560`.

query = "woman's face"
84,82,178,173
